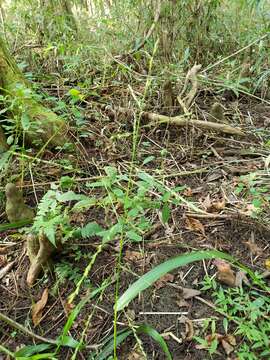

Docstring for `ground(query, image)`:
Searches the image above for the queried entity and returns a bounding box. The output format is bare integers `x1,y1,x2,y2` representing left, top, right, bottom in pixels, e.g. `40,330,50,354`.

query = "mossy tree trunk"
0,35,70,150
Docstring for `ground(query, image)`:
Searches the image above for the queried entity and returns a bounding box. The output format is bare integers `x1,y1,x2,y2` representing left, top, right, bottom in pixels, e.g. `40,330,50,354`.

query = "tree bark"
0,35,70,149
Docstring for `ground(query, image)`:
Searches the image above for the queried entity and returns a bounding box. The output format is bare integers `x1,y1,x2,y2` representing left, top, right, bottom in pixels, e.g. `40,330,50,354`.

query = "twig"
0,312,58,345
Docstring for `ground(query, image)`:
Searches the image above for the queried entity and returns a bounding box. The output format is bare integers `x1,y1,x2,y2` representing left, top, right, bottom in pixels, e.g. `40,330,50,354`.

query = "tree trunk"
0,35,69,149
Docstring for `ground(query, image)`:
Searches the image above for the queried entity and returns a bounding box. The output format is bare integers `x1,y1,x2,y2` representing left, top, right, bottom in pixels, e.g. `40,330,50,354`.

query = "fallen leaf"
127,344,145,360
155,273,174,289
124,250,144,262
178,315,194,341
244,240,263,256
176,299,190,308
197,333,236,355
213,259,235,287
212,198,225,211
265,259,270,270
180,287,201,299
202,194,211,210
0,255,7,267
185,217,205,235
221,339,234,355
202,195,225,212
0,247,7,254
32,288,49,327
183,188,193,197
0,261,15,280
235,271,250,287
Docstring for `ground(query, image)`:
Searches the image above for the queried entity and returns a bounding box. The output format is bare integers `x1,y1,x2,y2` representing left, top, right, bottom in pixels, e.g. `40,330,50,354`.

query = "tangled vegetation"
0,1,270,359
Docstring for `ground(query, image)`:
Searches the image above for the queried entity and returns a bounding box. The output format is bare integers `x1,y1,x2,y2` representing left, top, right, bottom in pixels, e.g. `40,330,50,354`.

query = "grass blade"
116,250,236,311
137,324,172,360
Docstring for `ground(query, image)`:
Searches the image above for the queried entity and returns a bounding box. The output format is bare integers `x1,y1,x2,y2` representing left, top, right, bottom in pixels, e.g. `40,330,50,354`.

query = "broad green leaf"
21,112,31,131
161,203,170,223
126,230,142,242
72,197,96,211
56,191,87,203
142,155,155,165
15,344,52,357
116,250,238,311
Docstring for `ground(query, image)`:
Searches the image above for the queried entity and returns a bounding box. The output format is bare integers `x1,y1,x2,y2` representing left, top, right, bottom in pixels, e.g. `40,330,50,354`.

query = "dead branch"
144,112,245,136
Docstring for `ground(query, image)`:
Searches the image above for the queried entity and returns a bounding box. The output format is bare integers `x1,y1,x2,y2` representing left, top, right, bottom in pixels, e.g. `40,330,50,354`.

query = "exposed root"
26,233,58,287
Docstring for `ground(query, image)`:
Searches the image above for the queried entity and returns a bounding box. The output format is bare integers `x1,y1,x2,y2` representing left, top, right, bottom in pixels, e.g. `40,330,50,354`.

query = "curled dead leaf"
32,288,49,327
265,259,270,270
155,273,174,289
185,217,205,235
183,188,193,197
180,287,201,299
213,259,235,287
0,255,7,267
124,250,144,262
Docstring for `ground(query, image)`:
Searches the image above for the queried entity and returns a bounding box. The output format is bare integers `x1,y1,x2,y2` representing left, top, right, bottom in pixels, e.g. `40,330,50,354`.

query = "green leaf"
89,325,172,360
57,335,79,348
252,198,262,208
126,230,142,242
161,203,170,223
69,88,81,97
56,191,87,203
0,219,33,232
21,112,31,131
72,197,96,211
80,222,103,238
116,250,238,311
91,329,132,360
15,344,52,357
104,166,117,178
142,155,155,165
137,325,172,360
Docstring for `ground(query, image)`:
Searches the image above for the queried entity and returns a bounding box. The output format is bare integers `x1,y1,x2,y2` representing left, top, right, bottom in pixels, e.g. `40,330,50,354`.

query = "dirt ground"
0,92,270,359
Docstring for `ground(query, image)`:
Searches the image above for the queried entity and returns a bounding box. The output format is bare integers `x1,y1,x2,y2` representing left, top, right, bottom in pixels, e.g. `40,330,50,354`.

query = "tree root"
26,233,58,287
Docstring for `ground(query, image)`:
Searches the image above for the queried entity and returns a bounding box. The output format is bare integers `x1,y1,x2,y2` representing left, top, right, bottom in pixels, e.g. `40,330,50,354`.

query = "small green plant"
235,172,270,216
199,275,270,359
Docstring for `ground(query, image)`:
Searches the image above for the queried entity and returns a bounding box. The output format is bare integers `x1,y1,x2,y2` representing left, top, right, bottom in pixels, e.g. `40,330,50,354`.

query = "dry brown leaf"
181,287,201,299
235,271,250,287
0,255,7,267
127,344,145,360
213,259,235,287
185,217,205,235
265,259,270,270
176,299,190,308
221,339,234,355
155,273,174,289
243,240,263,256
124,250,144,262
0,247,7,254
212,198,226,211
183,187,193,197
197,333,236,355
32,288,49,327
0,260,15,280
202,194,212,210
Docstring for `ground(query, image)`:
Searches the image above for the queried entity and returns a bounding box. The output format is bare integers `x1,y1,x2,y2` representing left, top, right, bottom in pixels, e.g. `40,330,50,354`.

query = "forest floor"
1,86,270,359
